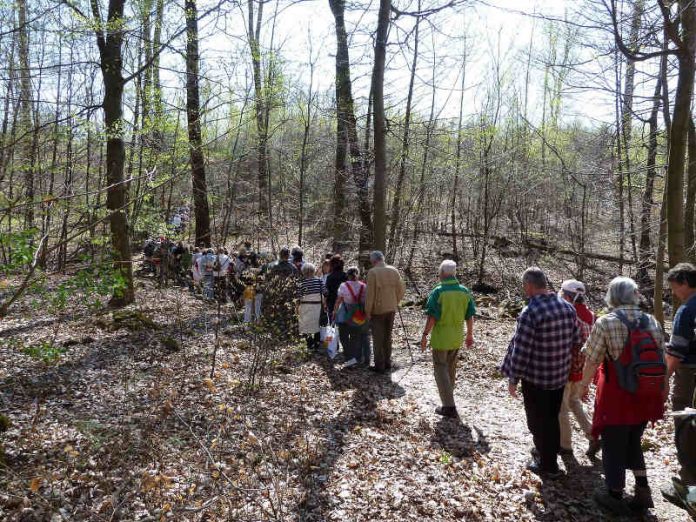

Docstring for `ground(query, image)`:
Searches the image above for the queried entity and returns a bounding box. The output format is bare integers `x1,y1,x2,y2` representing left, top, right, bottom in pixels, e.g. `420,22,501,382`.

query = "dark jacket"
326,270,347,317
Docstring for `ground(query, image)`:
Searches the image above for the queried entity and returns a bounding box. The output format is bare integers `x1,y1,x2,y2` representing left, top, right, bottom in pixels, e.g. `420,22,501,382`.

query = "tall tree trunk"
685,117,696,260
450,41,467,261
620,0,643,266
93,0,135,306
185,0,211,247
665,0,696,267
329,0,372,254
298,50,315,248
637,72,662,282
387,7,420,257
17,0,34,229
371,0,390,252
247,0,270,228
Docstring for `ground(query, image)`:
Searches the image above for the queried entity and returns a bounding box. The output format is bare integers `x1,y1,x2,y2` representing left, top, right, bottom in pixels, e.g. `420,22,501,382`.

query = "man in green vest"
421,260,476,418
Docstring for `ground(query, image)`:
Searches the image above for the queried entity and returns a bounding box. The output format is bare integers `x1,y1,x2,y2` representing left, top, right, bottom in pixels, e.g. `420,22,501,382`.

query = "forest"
1,0,696,520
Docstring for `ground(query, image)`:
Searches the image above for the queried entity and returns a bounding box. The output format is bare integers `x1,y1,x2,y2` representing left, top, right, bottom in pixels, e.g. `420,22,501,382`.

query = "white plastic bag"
323,326,338,359
320,325,331,342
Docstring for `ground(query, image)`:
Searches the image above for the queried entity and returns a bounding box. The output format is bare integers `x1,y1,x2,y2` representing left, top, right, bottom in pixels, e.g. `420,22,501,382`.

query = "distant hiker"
298,263,324,351
661,263,696,511
214,248,231,301
201,248,216,300
500,267,579,477
557,279,598,457
365,251,405,374
266,247,299,333
420,260,476,418
192,247,203,292
234,249,248,276
269,247,299,278
291,246,304,272
580,277,665,515
319,258,331,284
334,266,370,367
325,254,347,324
243,277,256,323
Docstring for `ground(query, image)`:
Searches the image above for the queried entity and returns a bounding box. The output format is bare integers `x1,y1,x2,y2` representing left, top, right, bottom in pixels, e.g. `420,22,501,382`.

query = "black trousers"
601,423,647,491
305,333,320,351
521,380,565,472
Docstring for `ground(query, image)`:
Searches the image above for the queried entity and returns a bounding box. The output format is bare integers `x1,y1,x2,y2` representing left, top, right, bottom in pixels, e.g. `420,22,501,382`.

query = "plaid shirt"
501,293,579,390
582,306,664,363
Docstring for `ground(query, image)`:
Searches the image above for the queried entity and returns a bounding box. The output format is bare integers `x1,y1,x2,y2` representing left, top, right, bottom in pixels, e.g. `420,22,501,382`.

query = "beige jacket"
366,262,406,315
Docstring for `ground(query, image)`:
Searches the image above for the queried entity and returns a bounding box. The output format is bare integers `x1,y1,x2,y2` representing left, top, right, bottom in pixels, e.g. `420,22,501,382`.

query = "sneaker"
586,438,601,459
628,486,654,513
526,460,563,479
594,490,632,516
435,406,458,418
343,358,358,368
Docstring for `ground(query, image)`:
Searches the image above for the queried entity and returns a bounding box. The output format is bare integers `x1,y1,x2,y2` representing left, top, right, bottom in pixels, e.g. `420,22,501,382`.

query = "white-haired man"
366,251,405,373
421,260,476,418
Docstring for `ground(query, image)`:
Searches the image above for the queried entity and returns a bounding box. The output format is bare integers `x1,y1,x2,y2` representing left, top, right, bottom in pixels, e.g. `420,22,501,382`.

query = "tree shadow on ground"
296,356,405,519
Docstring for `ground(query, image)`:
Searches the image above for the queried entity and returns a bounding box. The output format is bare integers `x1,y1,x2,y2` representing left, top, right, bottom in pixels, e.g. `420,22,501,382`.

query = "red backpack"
609,311,666,398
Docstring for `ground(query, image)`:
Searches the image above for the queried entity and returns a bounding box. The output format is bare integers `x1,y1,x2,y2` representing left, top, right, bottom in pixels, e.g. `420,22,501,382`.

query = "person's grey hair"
439,259,457,277
370,250,385,262
346,266,360,280
605,276,640,308
301,263,316,277
522,267,547,289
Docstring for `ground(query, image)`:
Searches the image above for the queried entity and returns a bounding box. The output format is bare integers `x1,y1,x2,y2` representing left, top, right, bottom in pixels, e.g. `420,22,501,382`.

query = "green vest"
425,277,476,350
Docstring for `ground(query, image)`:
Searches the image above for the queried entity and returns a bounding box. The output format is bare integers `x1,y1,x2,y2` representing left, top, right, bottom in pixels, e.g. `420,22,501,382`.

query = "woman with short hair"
297,262,324,351
581,276,665,515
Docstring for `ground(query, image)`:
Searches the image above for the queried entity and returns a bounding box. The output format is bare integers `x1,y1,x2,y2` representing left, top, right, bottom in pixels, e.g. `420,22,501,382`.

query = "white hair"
439,259,457,277
605,276,640,308
301,263,316,277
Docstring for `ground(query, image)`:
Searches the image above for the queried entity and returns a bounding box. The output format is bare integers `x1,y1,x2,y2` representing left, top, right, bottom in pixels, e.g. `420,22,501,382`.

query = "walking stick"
397,306,415,364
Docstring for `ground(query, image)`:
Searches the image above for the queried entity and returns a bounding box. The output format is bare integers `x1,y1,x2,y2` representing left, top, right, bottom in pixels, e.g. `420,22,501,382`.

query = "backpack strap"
612,309,641,331
346,282,362,302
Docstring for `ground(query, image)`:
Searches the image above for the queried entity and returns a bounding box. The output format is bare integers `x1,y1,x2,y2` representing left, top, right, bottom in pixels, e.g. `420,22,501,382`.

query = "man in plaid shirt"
501,267,579,476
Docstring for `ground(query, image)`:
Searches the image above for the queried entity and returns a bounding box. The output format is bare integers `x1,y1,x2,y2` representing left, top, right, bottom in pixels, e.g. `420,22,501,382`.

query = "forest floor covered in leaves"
0,273,691,521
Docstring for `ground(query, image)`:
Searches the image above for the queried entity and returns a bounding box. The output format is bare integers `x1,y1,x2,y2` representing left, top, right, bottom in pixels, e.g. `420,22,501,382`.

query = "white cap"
561,279,585,295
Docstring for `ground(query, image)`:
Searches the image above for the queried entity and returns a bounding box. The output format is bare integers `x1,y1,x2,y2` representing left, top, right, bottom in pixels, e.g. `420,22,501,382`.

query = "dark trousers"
673,367,696,485
600,423,647,491
338,324,371,363
371,312,395,371
521,380,564,472
305,333,320,351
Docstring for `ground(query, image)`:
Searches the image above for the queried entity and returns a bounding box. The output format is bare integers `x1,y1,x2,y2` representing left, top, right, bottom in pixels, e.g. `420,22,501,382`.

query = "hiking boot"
586,438,601,459
368,366,386,374
594,490,632,516
526,460,563,479
435,406,458,418
628,486,654,513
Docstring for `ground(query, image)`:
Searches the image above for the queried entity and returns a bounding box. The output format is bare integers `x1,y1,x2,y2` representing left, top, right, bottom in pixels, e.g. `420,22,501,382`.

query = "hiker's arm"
465,317,474,347
421,315,437,351
334,296,344,317
365,272,375,318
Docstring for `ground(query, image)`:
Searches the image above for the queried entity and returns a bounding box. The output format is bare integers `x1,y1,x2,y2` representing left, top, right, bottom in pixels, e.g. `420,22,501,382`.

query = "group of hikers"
496,264,696,517
138,240,696,517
